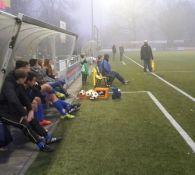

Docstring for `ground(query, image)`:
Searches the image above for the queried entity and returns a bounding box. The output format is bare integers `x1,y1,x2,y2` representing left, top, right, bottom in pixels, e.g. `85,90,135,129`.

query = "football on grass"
90,91,99,100
79,90,86,96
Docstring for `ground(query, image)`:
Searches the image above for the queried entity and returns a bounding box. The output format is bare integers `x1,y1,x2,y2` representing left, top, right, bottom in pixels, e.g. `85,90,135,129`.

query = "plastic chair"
92,67,108,87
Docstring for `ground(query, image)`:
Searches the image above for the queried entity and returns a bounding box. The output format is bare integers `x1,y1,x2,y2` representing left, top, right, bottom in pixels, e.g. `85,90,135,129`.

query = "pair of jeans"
143,59,152,72
106,71,125,84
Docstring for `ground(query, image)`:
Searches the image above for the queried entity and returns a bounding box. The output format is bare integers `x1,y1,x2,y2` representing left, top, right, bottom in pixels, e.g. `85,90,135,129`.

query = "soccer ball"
90,91,99,100
79,90,86,96
86,89,94,97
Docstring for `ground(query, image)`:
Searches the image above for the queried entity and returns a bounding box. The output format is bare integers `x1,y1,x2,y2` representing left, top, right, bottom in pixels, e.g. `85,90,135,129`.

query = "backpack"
0,121,13,147
112,87,121,99
81,63,88,75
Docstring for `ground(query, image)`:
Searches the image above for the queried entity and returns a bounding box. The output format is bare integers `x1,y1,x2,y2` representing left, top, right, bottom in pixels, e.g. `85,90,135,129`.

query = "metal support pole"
0,13,23,90
91,0,94,40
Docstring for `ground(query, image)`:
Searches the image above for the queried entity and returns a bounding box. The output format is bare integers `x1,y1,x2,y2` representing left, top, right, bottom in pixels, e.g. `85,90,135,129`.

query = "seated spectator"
38,59,43,68
25,72,80,120
92,55,108,87
15,60,79,119
15,60,31,73
24,73,52,126
29,58,70,98
0,69,62,152
44,59,55,79
93,55,104,79
101,54,129,85
97,55,103,73
29,58,54,84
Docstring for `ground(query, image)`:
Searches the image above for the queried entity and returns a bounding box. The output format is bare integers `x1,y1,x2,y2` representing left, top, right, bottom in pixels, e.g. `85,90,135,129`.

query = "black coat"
25,84,46,104
141,44,153,60
0,71,32,120
112,46,116,53
119,46,124,54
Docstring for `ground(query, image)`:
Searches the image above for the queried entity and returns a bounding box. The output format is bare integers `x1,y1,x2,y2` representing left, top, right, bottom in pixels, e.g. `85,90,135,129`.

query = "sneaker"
39,144,54,152
56,92,65,99
61,114,75,119
46,137,62,145
72,103,81,108
123,80,129,85
68,107,80,114
39,120,52,126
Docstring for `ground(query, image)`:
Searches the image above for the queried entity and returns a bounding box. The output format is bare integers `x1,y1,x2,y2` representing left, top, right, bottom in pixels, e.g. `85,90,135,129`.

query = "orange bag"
94,88,110,99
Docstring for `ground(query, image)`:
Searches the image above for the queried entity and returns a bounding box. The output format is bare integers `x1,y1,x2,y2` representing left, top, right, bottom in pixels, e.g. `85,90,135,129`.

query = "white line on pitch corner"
147,91,195,153
121,91,147,94
124,55,195,102
121,90,195,152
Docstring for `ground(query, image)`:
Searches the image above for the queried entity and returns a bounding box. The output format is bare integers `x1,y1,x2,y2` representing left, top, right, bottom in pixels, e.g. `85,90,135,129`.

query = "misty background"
3,0,195,48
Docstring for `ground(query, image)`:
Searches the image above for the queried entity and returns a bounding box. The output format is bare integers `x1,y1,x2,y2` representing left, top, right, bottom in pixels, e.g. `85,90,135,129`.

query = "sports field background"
26,50,195,175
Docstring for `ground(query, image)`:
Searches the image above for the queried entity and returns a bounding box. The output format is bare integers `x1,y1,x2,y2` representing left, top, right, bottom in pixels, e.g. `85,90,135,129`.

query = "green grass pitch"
26,51,195,175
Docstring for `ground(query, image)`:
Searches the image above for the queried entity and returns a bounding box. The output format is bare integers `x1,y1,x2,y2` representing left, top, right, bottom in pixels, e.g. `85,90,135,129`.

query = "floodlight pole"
91,0,94,40
94,25,100,48
91,0,95,56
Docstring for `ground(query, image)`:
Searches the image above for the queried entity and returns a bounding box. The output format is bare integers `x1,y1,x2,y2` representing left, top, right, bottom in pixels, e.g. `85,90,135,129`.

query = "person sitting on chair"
92,55,108,87
100,54,129,85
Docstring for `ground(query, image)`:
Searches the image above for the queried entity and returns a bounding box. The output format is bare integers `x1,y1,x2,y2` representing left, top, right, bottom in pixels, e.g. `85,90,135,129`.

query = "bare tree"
101,0,156,44
158,0,195,40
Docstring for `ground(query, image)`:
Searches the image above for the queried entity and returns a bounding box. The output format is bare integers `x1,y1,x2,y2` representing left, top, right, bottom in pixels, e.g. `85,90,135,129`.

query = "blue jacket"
101,59,111,75
97,61,102,73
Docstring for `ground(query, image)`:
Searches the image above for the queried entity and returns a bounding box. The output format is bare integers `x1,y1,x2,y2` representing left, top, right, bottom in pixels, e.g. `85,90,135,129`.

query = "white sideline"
147,91,195,153
156,70,195,73
121,91,195,153
121,91,147,94
124,55,195,102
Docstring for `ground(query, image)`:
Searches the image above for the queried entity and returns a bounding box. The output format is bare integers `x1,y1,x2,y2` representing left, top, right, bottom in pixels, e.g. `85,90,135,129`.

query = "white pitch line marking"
147,91,195,153
120,90,195,153
156,70,195,73
121,91,147,94
124,55,195,102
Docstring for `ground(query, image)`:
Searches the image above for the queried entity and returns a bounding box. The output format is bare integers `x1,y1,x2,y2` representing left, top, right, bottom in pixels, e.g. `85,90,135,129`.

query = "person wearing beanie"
140,40,154,72
100,54,129,85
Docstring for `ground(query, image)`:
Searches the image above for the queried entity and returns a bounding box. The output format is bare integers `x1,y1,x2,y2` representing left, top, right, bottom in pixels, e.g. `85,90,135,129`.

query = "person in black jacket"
112,44,117,61
119,46,124,61
140,40,154,72
0,69,61,152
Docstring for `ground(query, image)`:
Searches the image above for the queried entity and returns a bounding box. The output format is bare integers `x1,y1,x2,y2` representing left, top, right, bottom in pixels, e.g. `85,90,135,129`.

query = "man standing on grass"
119,46,125,61
112,44,117,61
140,40,154,72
